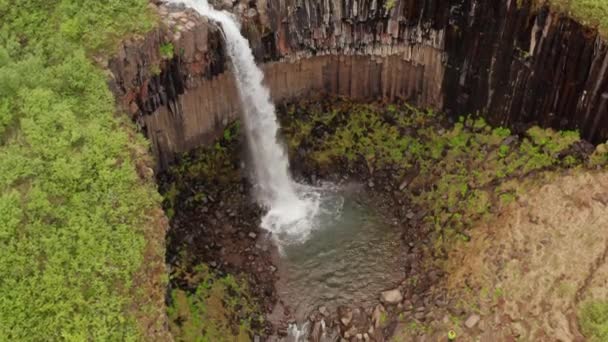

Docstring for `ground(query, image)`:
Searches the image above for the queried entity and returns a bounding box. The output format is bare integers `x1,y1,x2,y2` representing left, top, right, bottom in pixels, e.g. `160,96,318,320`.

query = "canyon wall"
109,0,608,169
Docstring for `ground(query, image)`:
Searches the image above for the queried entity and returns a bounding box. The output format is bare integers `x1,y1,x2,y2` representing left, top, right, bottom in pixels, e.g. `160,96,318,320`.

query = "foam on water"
167,0,328,245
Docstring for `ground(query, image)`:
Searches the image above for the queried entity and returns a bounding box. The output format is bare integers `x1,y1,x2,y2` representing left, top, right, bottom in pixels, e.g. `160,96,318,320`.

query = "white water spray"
167,0,322,244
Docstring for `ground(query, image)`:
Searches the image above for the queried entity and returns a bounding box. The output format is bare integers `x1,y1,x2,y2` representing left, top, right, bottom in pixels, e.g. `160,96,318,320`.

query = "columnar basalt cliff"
109,0,608,169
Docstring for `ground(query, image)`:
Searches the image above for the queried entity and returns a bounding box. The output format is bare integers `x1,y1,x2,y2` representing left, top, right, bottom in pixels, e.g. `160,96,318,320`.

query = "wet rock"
465,314,481,329
502,135,518,146
343,325,357,339
310,320,323,342
380,289,403,305
372,304,385,328
399,179,409,191
338,306,353,326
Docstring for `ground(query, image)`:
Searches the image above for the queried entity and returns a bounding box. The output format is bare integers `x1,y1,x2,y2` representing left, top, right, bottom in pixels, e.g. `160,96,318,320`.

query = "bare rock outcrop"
108,0,608,170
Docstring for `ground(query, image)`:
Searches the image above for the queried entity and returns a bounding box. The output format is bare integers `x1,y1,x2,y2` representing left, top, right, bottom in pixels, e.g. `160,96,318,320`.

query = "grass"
549,0,608,35
579,301,608,341
0,1,160,340
281,99,601,257
160,122,241,217
160,42,175,59
168,264,263,342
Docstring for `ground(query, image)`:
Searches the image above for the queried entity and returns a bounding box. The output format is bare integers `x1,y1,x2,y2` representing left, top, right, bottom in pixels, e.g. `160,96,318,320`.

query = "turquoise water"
275,186,404,320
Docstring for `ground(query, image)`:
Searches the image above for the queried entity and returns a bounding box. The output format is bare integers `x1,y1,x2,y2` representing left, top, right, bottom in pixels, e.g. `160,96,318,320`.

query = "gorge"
8,1,608,341
110,0,608,171
108,0,608,340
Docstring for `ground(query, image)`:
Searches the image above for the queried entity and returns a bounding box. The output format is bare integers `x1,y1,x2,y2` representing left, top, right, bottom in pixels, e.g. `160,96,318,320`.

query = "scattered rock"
248,232,257,239
381,289,403,305
464,314,481,329
502,135,518,146
399,179,409,191
339,306,353,326
372,304,385,328
310,320,323,342
592,192,608,206
343,325,357,338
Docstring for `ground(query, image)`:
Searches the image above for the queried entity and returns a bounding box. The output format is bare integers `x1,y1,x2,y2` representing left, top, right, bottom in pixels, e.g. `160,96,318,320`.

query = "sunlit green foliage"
160,42,175,59
549,0,608,35
579,301,608,341
0,0,158,340
282,100,590,256
0,0,155,55
168,264,262,342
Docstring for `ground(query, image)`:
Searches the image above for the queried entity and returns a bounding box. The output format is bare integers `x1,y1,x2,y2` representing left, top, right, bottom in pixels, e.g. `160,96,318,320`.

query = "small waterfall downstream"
168,0,322,244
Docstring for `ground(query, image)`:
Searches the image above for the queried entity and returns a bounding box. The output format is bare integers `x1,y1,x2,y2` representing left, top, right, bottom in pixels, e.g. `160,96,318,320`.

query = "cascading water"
167,0,323,244
163,4,404,340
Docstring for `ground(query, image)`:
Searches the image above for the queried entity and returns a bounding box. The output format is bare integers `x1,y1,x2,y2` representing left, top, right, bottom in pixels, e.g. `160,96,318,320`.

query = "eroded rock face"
109,0,608,170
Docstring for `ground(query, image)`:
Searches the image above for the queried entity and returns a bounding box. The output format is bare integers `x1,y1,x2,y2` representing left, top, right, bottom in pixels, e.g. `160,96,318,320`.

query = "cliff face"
109,0,608,169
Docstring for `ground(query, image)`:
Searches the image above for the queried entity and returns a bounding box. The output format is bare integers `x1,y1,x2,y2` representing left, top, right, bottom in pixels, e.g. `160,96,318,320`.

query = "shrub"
579,301,608,341
0,0,158,340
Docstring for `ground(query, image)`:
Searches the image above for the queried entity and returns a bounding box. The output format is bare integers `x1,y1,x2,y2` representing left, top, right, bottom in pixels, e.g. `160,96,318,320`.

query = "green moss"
160,42,175,59
161,122,241,212
168,264,262,342
282,99,591,257
384,0,397,11
0,1,160,340
549,0,608,36
579,301,608,341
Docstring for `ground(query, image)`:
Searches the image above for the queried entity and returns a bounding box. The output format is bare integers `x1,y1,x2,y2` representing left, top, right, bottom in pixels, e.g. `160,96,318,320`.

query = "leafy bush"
168,265,262,342
579,301,608,341
281,100,590,255
0,0,159,340
160,42,175,59
550,0,608,35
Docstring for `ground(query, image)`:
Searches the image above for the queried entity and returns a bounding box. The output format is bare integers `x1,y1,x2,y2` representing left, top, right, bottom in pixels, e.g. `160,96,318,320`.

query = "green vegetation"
160,42,175,59
161,122,241,218
282,99,597,256
168,264,262,342
384,0,397,11
0,1,159,340
549,0,608,35
1,0,155,55
579,301,608,341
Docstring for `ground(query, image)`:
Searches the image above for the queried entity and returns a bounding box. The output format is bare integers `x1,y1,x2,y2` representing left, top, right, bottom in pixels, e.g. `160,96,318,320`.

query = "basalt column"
109,0,608,170
442,0,608,142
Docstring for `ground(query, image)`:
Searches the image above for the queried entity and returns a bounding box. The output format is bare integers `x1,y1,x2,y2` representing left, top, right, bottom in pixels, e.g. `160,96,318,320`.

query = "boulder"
464,314,481,329
380,289,403,305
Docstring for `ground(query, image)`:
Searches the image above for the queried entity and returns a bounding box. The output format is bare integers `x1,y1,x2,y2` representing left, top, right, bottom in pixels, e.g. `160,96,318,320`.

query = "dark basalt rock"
109,0,608,171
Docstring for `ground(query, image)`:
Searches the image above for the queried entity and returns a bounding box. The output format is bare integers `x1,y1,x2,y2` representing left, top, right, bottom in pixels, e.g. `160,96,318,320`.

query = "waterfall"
167,0,321,244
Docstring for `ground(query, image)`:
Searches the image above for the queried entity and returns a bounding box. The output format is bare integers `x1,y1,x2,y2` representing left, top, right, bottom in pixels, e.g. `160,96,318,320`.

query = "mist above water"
168,0,325,245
